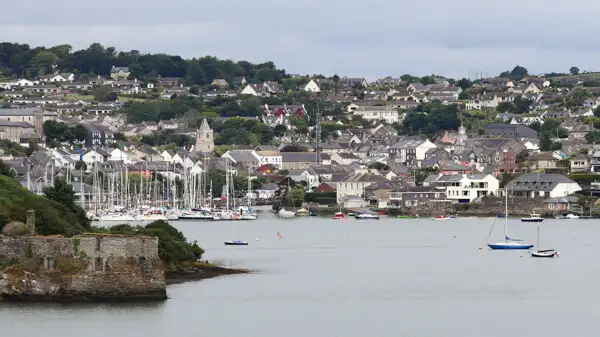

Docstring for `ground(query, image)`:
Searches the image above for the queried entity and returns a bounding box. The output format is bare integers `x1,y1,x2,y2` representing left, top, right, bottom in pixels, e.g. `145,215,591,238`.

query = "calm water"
4,216,600,336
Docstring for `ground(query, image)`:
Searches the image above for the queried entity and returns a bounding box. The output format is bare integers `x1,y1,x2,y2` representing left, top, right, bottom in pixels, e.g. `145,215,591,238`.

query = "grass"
62,94,151,103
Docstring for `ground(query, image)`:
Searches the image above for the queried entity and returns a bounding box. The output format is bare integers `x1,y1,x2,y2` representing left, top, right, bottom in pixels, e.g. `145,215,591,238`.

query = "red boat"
333,212,344,219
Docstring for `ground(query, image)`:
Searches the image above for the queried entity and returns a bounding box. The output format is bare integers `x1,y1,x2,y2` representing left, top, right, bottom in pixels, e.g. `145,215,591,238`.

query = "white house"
335,171,387,203
442,174,500,203
303,79,321,92
350,105,399,124
288,169,319,190
82,149,108,166
160,150,174,163
253,150,282,169
505,173,581,198
240,84,260,96
108,148,132,164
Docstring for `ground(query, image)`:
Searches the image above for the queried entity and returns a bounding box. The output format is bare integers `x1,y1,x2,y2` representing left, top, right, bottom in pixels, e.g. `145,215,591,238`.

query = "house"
80,123,115,147
388,186,447,207
364,180,402,208
330,152,360,165
570,154,590,173
303,80,321,92
221,150,260,169
158,119,178,130
529,152,558,170
348,105,399,124
335,171,388,203
280,152,319,169
107,148,133,164
505,173,581,198
110,66,130,80
0,108,58,134
287,168,319,190
316,182,336,193
484,124,538,139
255,183,278,200
388,138,437,165
210,79,229,88
157,77,181,87
425,173,499,203
253,150,282,169
465,93,513,110
82,149,110,166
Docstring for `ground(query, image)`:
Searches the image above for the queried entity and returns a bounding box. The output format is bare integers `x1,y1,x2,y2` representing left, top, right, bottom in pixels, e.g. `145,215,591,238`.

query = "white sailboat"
487,189,534,250
530,222,557,258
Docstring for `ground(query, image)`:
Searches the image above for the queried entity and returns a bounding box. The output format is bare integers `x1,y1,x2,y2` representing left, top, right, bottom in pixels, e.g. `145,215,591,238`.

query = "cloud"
1,0,599,79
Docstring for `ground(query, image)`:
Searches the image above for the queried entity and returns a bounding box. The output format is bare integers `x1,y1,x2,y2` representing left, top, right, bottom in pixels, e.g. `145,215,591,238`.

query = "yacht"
178,209,213,220
355,212,380,220
99,212,135,222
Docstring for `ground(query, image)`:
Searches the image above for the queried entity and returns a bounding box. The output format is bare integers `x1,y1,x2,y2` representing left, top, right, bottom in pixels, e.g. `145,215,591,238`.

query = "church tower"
194,118,214,153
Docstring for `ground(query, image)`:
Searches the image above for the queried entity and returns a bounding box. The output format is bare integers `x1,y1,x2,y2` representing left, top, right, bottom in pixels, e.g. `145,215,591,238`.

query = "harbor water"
3,216,599,336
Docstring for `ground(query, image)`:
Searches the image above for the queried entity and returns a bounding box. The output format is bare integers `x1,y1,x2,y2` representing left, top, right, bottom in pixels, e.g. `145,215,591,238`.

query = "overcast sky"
1,0,596,79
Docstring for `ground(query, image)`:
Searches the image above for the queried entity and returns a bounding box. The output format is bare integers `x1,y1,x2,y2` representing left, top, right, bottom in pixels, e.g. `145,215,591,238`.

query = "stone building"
0,234,166,300
194,118,214,153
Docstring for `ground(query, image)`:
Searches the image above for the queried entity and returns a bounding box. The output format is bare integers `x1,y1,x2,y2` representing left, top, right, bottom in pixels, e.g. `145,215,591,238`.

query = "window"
95,257,103,271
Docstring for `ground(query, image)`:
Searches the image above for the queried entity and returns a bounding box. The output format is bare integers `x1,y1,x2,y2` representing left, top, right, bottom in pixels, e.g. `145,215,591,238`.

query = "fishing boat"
521,212,544,222
487,190,534,250
224,240,248,246
530,222,557,258
355,211,380,220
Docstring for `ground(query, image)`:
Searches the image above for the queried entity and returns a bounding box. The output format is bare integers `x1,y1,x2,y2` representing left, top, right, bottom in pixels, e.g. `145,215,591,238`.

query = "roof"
281,152,318,162
225,150,258,163
506,173,578,192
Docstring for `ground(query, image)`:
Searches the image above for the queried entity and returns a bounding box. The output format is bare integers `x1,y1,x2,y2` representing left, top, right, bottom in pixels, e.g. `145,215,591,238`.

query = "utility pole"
314,103,322,165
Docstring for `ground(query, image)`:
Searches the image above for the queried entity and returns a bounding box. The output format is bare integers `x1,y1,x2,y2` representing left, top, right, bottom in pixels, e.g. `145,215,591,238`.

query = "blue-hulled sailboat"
487,189,533,250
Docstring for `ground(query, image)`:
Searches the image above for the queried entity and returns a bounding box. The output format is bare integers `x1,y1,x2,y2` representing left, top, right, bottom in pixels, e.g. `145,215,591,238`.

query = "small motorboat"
347,212,356,216
355,212,380,220
431,215,455,221
224,240,248,246
309,211,318,216
333,212,344,219
521,212,543,222
295,208,310,216
398,214,419,219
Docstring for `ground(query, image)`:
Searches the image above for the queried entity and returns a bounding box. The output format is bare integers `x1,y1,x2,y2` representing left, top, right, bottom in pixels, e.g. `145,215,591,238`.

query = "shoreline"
166,262,250,285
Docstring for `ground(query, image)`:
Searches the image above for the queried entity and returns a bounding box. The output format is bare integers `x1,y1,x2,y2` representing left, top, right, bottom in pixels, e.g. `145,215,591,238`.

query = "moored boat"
355,212,379,220
224,240,248,246
521,212,543,222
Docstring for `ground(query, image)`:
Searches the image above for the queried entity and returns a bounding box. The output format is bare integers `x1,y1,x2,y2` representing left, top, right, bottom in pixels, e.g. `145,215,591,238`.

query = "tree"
516,149,529,163
281,144,308,152
43,178,90,230
509,65,528,81
570,67,580,75
75,160,87,170
92,86,117,101
458,91,471,100
273,124,287,137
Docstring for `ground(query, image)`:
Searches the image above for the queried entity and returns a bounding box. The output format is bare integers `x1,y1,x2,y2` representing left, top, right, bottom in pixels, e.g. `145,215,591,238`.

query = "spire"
199,118,211,131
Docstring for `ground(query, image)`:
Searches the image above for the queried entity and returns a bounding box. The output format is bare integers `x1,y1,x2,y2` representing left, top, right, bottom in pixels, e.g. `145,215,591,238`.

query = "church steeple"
194,118,214,153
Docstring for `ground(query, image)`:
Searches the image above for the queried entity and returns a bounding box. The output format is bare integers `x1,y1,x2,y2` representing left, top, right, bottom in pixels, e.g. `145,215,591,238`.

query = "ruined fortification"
0,234,166,301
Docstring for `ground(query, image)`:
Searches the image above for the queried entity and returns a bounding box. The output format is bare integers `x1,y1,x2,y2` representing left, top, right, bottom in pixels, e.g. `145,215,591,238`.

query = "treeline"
0,42,288,86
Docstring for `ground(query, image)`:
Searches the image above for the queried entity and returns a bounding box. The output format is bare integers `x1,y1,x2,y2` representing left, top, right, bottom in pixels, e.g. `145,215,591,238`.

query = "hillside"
0,175,87,236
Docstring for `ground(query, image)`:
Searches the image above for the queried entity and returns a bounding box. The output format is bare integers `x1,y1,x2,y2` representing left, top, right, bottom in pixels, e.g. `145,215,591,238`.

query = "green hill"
0,175,87,236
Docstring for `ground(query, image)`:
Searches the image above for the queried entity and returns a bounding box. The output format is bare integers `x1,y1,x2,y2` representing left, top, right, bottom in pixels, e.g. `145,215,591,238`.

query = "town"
0,42,598,219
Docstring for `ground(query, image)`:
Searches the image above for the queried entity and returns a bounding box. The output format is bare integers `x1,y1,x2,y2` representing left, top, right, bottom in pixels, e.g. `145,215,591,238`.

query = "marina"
5,216,598,337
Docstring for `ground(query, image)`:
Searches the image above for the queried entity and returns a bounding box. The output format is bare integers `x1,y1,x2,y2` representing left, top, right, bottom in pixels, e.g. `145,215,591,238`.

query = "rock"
2,222,29,236
0,270,60,300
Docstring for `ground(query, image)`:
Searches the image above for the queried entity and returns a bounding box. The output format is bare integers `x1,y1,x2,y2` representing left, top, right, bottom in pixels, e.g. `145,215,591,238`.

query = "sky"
1,0,597,80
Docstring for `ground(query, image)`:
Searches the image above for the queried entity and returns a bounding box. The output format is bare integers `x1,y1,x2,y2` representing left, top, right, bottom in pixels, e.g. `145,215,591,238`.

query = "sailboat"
224,214,247,246
487,189,534,250
530,222,556,258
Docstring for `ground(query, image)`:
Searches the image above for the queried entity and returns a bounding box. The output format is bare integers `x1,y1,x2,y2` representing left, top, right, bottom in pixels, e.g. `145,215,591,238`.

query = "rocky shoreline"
166,263,249,285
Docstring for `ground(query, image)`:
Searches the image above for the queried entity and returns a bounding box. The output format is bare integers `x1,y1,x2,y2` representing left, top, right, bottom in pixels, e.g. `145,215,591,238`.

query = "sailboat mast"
505,188,508,239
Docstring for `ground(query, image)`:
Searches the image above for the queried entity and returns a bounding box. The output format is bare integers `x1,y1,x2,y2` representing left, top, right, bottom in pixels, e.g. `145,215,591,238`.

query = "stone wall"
0,234,166,301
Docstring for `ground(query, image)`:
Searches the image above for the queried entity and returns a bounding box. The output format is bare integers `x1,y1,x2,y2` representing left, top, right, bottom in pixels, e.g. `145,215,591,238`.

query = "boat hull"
488,243,534,250
354,216,380,220
224,241,248,246
521,218,544,223
531,251,556,258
